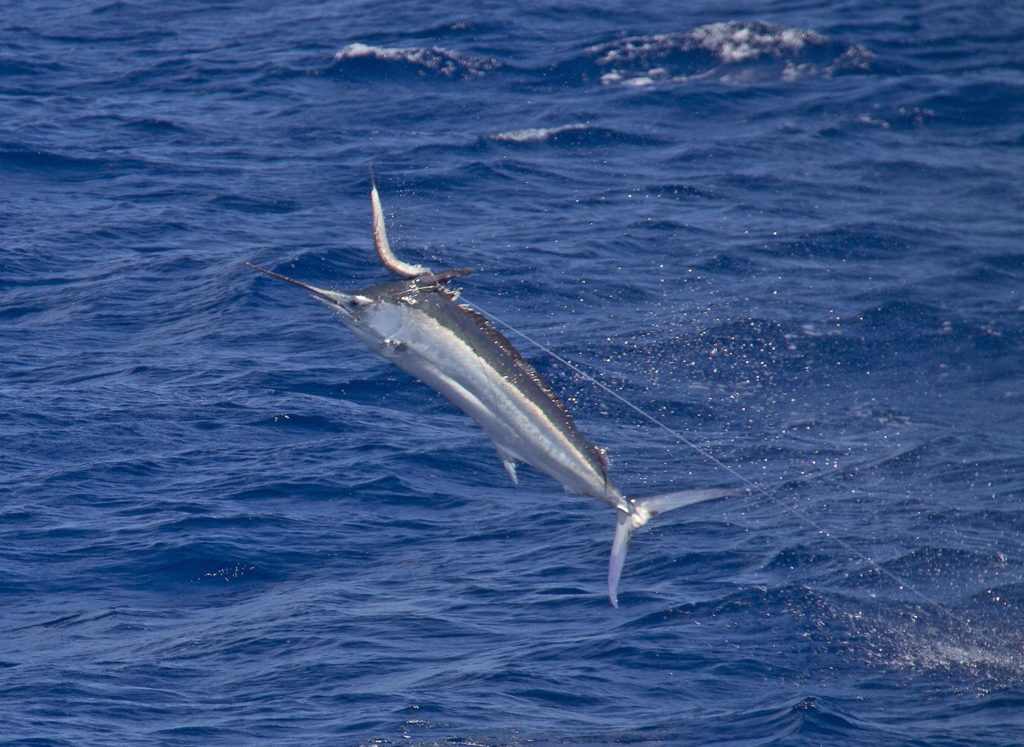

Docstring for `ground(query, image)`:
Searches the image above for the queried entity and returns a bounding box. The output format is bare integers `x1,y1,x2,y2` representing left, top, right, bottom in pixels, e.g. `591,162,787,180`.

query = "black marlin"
247,184,735,606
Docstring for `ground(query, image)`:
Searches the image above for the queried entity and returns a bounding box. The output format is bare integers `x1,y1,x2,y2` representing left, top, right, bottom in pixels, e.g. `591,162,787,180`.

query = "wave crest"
491,123,589,143
488,122,661,146
586,21,874,86
332,42,502,80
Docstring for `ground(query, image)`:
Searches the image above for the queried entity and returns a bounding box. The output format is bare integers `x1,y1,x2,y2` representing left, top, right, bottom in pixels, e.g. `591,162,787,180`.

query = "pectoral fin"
502,459,518,484
495,446,519,485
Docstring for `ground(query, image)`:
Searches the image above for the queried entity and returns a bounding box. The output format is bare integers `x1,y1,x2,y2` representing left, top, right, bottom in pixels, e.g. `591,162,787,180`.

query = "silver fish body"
246,185,735,606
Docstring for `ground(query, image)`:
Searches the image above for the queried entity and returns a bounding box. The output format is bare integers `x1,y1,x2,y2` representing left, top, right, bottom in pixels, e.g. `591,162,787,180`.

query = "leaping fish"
246,183,736,606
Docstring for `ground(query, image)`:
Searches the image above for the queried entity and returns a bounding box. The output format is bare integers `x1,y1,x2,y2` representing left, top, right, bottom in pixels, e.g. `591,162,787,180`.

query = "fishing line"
470,299,958,622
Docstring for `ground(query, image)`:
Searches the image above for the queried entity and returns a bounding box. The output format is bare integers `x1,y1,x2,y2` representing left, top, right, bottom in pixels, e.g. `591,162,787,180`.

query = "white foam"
592,33,683,66
623,75,655,87
333,43,499,78
490,123,588,143
692,22,827,63
334,42,390,60
590,21,873,87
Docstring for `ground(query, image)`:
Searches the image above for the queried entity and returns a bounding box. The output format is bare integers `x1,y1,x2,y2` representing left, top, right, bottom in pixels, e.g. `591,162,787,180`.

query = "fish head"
245,262,409,349
312,283,409,350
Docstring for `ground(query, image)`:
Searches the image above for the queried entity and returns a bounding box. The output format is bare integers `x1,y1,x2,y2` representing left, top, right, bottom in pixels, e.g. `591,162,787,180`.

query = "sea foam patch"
490,123,589,143
333,42,502,79
587,21,874,86
489,122,664,147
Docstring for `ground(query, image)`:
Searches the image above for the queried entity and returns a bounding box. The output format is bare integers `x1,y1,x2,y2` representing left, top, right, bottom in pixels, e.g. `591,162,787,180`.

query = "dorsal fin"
371,181,429,278
371,182,475,284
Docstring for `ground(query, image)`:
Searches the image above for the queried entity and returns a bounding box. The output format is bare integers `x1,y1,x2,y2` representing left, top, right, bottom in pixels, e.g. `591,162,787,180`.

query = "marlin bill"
246,183,736,607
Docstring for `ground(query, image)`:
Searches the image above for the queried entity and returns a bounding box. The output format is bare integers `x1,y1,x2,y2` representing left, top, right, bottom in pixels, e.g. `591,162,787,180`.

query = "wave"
489,122,662,146
491,122,590,143
580,21,874,87
0,144,112,175
331,21,871,88
330,42,502,80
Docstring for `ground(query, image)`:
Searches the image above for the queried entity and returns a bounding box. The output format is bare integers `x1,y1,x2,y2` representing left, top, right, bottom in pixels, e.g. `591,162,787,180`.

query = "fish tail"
608,488,738,608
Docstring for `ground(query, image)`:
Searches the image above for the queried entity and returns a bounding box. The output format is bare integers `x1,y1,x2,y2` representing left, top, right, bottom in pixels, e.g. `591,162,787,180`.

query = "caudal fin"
608,488,738,607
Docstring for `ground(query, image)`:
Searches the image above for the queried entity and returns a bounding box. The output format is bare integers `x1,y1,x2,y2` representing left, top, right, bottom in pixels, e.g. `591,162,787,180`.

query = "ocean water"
2,1,1023,744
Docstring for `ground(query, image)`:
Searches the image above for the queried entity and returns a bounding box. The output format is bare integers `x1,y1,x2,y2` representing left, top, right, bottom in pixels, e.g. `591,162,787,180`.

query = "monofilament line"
470,300,957,622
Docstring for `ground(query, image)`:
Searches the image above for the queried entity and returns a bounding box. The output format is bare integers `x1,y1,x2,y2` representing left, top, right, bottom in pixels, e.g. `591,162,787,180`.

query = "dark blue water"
2,1,1023,744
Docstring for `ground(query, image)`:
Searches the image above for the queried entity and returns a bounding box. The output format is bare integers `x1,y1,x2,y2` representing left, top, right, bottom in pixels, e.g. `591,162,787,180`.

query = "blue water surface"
2,1,1023,744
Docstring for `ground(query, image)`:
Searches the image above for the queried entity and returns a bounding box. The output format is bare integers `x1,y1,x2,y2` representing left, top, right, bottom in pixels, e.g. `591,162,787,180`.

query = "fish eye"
342,295,372,311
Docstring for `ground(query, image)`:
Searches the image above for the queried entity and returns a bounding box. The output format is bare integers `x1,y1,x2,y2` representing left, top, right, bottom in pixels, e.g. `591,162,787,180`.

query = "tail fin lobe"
607,488,738,607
